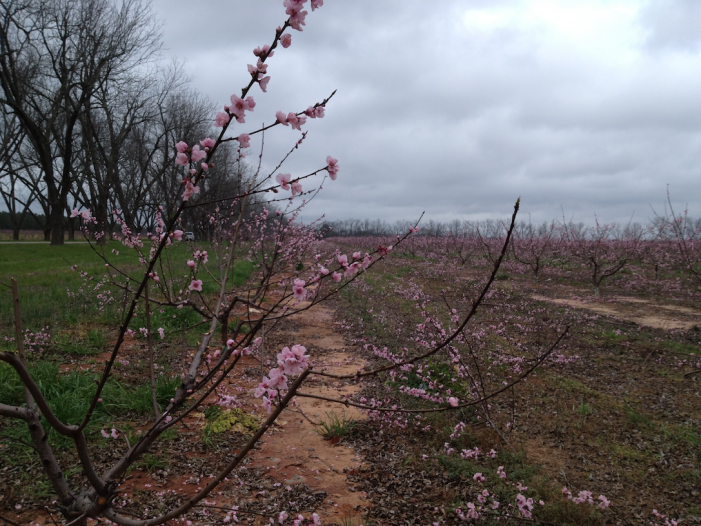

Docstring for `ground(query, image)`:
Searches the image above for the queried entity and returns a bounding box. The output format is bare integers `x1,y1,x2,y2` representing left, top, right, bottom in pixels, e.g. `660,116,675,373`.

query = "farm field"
2,0,700,524
1,238,700,526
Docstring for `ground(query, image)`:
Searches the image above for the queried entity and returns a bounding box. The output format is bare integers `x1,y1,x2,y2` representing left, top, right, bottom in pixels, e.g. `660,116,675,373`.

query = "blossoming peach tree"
0,1,614,525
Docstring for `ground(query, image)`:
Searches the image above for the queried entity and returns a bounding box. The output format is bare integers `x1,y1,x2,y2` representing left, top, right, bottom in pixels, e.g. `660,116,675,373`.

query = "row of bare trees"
326,210,701,295
0,0,255,244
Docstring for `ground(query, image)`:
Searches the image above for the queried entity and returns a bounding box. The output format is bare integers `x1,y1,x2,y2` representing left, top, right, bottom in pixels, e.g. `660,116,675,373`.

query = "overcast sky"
150,0,701,226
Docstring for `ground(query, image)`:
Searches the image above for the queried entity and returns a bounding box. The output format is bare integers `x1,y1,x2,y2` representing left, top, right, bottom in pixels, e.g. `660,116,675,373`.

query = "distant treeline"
318,218,551,238
0,211,47,230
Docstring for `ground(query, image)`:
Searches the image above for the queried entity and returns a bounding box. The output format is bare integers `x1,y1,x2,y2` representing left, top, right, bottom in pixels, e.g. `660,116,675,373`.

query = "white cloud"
151,0,701,225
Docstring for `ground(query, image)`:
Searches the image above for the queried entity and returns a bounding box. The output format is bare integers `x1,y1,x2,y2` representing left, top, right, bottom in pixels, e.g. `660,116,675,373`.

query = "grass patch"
0,361,181,449
624,399,653,428
317,411,357,440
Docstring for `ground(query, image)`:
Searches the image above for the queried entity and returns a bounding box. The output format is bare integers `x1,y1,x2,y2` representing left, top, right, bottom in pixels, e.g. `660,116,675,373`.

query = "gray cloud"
639,0,701,52
151,0,701,226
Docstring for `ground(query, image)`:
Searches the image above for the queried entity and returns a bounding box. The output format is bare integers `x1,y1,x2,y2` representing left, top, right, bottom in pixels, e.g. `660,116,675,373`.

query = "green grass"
439,450,604,525
317,411,357,439
577,402,593,416
0,242,142,335
0,361,181,449
660,340,701,355
624,399,653,427
0,242,257,346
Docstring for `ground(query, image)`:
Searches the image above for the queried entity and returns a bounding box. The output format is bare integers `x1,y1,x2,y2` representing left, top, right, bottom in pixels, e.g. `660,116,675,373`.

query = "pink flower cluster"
652,509,679,526
70,209,93,221
562,487,610,509
247,58,270,92
255,344,310,413
174,141,208,167
304,105,325,119
516,493,534,518
101,428,119,439
276,110,307,131
292,278,306,300
325,156,339,180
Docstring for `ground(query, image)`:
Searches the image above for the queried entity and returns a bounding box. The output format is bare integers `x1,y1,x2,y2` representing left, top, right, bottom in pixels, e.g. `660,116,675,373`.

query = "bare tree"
0,0,161,244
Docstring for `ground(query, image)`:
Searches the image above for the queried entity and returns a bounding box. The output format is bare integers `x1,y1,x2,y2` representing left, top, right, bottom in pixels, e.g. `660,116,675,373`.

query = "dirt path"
19,301,368,526
532,294,701,330
247,301,369,523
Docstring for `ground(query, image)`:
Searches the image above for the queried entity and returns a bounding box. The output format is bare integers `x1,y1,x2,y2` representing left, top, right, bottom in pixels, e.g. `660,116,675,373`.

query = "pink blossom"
277,345,309,375
276,110,289,125
259,76,270,92
173,230,183,241
286,4,308,31
182,181,200,201
338,254,348,266
158,328,165,339
287,112,306,131
448,397,458,407
189,279,203,292
253,44,272,57
201,163,209,171
175,141,189,153
238,133,251,148
175,152,189,166
311,0,323,10
319,267,329,275
101,429,109,438
278,511,288,524
110,428,119,439
292,278,306,300
80,209,92,221
268,368,289,389
275,173,291,190
344,262,360,278
291,181,302,195
281,33,292,48
187,260,195,268
230,95,255,122
332,271,342,282
215,111,230,127
261,395,272,413
191,144,206,163
200,138,215,149
326,156,339,180
230,95,246,118
247,58,268,75
70,209,79,218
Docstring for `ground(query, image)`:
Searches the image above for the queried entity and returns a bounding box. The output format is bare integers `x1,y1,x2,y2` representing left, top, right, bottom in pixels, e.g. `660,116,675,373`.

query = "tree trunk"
95,199,108,245
49,207,65,245
67,217,75,241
